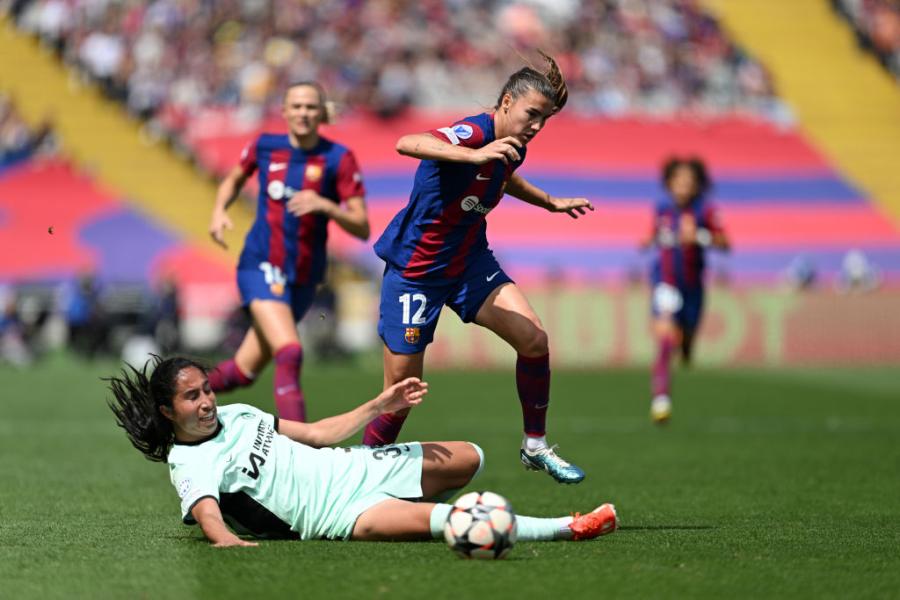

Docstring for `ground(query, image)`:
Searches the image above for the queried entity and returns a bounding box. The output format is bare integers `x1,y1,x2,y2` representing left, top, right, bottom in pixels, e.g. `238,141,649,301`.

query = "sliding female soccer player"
363,52,593,484
207,82,370,421
641,157,730,423
106,356,617,545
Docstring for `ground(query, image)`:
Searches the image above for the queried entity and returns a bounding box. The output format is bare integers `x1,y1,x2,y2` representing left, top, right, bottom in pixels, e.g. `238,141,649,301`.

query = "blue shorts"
378,254,513,354
237,266,317,322
650,281,704,332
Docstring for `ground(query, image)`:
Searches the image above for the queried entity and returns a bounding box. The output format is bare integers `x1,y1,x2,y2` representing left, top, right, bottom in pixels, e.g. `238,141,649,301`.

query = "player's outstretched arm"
395,133,522,165
505,173,594,219
210,166,251,249
192,497,258,548
278,378,428,447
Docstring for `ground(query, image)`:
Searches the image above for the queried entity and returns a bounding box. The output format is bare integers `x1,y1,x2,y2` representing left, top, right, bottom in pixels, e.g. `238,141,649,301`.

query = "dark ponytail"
537,50,568,113
105,355,207,462
495,50,568,114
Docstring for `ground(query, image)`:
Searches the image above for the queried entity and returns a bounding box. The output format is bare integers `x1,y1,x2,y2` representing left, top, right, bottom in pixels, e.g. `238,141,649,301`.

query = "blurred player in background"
363,52,594,485
641,157,730,424
207,82,369,421
106,356,617,545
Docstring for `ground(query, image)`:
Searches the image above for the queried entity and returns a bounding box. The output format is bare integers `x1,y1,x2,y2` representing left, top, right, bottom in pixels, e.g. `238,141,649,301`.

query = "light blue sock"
431,504,572,541
429,445,572,541
429,503,453,538
515,515,573,541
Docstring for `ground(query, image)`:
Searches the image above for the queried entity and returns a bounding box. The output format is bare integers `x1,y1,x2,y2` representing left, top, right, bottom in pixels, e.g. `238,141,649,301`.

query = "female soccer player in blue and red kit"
207,82,369,421
642,157,730,424
363,53,593,484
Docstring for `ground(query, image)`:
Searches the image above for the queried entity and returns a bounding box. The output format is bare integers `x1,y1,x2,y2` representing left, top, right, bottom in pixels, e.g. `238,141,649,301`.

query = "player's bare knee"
520,327,548,356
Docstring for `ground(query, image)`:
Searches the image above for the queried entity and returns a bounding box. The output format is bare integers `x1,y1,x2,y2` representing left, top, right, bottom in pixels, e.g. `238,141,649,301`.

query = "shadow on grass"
618,525,715,531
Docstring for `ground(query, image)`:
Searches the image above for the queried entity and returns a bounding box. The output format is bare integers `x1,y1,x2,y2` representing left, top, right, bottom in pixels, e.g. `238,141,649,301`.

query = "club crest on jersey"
452,124,473,140
305,164,323,182
404,327,420,344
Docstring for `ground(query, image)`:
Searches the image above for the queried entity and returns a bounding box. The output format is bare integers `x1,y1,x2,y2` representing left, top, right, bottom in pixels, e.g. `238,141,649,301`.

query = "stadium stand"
701,0,900,225
831,0,900,81
1,0,898,364
7,0,790,132
0,93,55,170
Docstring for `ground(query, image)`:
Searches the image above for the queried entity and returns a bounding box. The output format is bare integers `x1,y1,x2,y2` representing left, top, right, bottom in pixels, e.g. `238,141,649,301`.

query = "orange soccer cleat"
569,503,618,541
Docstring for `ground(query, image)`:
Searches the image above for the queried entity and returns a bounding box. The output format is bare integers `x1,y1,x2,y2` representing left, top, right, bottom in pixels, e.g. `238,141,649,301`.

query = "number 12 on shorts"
399,293,427,325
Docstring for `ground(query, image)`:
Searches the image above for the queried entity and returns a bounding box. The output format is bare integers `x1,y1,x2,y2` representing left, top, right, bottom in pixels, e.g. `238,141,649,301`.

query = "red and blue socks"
652,337,674,398
517,353,550,440
207,358,254,393
273,343,305,422
362,410,408,447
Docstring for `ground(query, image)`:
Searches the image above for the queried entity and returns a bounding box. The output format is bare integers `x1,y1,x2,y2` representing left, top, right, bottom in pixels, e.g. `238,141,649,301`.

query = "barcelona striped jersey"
374,112,527,280
651,195,726,289
236,133,365,286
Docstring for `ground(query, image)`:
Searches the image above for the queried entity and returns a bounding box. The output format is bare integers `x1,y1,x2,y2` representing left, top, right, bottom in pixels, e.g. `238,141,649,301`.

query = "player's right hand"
209,211,233,249
471,136,522,165
377,377,429,414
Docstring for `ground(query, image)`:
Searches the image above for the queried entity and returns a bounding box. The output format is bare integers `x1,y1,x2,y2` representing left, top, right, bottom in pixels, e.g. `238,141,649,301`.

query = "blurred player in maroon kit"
641,157,730,423
206,82,369,421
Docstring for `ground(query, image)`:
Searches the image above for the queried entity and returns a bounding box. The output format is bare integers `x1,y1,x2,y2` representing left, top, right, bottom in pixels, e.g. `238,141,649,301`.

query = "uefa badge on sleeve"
270,283,285,297
404,327,420,344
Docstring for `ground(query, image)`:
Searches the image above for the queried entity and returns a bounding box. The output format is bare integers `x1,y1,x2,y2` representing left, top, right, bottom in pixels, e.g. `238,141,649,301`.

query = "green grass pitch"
1,355,898,599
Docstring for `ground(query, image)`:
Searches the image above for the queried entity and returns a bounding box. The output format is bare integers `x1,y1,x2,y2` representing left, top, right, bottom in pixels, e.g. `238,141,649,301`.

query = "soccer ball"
443,491,517,559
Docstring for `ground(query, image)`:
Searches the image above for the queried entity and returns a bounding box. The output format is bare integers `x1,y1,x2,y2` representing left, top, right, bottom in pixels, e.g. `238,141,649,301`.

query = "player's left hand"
287,190,331,217
376,377,429,414
550,197,594,219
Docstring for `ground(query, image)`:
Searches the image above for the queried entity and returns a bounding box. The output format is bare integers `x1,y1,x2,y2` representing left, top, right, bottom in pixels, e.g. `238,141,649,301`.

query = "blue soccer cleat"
520,445,585,484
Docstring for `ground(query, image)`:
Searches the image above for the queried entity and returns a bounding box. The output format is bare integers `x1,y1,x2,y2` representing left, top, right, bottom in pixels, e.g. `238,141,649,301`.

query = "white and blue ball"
443,491,517,559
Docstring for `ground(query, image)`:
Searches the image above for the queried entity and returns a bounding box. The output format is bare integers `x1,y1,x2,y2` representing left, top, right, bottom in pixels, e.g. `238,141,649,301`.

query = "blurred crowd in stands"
832,0,900,81
0,266,354,367
5,0,792,136
0,0,891,367
0,275,181,367
0,93,56,168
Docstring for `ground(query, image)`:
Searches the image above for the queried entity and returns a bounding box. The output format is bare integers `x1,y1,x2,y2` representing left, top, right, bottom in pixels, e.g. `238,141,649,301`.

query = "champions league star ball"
444,491,517,559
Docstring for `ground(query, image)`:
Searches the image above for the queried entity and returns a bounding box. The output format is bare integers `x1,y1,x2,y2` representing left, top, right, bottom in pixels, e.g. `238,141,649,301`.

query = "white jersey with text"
166,403,425,540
